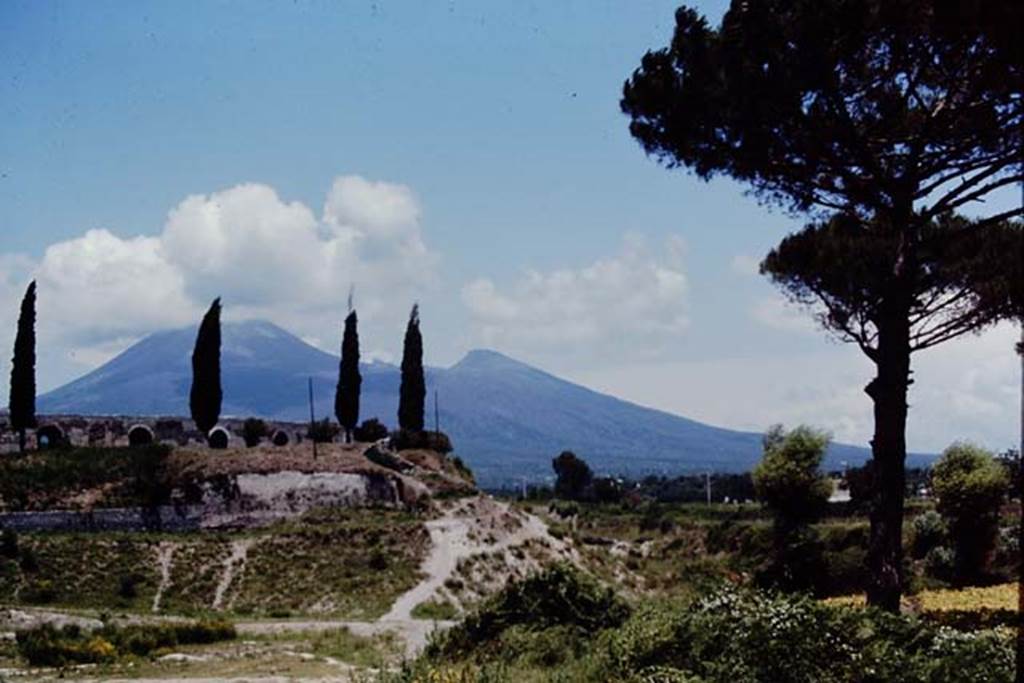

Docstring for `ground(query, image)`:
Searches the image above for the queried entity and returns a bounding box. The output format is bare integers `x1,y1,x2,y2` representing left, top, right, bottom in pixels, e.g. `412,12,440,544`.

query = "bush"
241,418,268,448
22,578,56,603
931,442,1008,583
911,510,947,559
16,620,236,666
354,418,389,443
390,428,453,453
601,587,1015,683
925,546,956,582
427,564,629,660
307,418,340,444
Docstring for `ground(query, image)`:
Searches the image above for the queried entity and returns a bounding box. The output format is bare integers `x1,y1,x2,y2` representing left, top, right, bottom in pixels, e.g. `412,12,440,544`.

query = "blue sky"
1,1,1019,453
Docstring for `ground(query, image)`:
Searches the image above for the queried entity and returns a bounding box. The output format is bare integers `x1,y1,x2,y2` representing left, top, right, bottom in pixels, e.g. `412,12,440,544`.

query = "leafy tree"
552,451,593,501
398,304,425,431
622,0,1022,611
189,298,222,438
8,281,36,453
335,309,361,443
930,442,1008,584
752,425,832,591
753,425,832,530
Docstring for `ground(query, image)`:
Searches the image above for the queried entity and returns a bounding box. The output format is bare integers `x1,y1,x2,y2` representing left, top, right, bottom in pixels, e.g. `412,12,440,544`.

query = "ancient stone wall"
0,415,310,454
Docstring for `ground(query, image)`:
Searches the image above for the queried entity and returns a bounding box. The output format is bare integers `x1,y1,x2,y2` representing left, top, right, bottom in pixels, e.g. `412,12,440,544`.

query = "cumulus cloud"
36,229,197,346
461,235,688,364
0,175,440,379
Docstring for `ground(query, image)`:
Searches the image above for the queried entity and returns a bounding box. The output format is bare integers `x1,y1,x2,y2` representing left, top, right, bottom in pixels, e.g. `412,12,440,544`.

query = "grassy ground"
1,507,429,620
0,626,402,679
520,497,1014,602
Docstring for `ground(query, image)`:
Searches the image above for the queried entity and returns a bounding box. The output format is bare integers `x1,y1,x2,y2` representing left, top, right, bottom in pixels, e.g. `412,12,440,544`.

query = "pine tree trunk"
865,301,912,612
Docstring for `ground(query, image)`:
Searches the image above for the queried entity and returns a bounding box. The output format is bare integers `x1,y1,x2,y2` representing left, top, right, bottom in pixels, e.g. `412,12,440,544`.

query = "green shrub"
925,546,956,582
427,564,629,660
911,510,947,559
241,418,268,447
22,579,55,603
600,587,1015,683
412,598,459,621
354,418,389,443
390,429,453,453
307,419,340,444
16,620,236,666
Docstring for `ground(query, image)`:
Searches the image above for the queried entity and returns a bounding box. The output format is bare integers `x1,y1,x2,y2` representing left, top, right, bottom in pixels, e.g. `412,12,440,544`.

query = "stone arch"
207,426,230,450
127,424,155,447
271,430,290,447
36,424,66,449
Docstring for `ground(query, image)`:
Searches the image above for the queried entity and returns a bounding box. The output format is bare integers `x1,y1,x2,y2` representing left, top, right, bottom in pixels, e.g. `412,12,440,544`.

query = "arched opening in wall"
271,430,290,447
36,424,66,450
207,426,230,450
128,424,155,447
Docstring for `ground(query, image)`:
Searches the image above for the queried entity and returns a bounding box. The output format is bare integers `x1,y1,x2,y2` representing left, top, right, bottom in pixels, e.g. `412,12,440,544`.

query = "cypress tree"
8,281,36,452
189,298,222,438
335,309,361,443
398,304,425,432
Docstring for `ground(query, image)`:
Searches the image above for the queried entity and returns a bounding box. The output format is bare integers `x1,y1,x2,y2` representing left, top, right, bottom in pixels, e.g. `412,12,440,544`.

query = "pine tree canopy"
621,0,1022,224
762,214,1024,358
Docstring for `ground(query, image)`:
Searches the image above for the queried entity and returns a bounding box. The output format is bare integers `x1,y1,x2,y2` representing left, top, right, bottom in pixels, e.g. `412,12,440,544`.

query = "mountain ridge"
38,319,921,485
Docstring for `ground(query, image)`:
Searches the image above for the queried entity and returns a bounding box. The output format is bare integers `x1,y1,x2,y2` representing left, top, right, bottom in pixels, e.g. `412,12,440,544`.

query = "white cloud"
461,234,688,364
0,175,440,383
35,229,197,347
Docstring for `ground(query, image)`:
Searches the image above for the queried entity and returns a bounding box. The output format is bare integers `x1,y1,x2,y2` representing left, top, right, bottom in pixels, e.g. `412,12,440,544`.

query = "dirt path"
212,539,255,610
152,542,176,613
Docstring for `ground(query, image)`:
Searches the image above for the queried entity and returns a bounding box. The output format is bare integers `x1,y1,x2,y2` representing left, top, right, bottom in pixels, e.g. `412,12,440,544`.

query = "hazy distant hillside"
39,320,920,486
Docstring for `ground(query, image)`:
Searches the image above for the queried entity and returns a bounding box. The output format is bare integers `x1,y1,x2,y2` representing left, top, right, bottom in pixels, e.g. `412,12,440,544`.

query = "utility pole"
705,471,712,506
434,389,440,436
308,376,317,460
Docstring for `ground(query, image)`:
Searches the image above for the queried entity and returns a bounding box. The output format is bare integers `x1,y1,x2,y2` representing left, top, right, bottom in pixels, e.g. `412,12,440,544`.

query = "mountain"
39,320,909,486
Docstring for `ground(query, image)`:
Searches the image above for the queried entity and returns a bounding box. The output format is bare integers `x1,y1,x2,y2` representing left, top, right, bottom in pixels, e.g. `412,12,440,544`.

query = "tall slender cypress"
335,309,361,443
398,304,425,431
189,298,222,438
8,281,36,452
